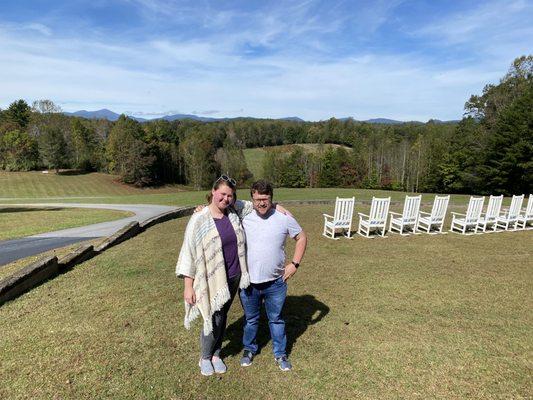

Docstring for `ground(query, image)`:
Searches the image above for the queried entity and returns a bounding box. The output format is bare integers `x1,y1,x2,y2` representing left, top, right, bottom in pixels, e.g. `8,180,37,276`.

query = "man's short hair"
250,180,274,198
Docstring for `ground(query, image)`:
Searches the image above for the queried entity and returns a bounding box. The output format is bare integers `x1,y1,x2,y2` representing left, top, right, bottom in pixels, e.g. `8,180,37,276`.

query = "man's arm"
283,230,307,281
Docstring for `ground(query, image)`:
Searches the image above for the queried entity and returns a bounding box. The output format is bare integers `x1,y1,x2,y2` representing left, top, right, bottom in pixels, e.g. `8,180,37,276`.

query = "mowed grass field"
1,204,531,399
0,207,132,241
0,171,184,199
0,170,481,208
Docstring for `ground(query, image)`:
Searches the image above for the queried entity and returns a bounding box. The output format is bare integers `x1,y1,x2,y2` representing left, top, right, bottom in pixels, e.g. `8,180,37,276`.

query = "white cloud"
412,0,533,59
0,1,528,121
24,23,52,36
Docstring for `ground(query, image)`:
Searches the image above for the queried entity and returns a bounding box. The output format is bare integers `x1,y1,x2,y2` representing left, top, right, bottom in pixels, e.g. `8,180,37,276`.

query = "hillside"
0,171,183,199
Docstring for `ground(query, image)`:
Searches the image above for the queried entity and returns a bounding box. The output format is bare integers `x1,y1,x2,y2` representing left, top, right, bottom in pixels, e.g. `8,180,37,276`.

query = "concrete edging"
0,256,59,304
0,206,194,306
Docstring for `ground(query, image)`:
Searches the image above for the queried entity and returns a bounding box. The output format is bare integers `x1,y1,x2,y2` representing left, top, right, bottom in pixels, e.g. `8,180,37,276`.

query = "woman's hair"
206,177,237,204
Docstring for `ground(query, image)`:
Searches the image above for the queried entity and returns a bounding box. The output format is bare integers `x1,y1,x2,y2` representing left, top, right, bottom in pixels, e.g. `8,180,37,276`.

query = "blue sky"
0,0,531,121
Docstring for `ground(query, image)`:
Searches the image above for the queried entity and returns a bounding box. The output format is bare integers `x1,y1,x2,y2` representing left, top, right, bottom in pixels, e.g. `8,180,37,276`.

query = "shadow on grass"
0,207,64,213
222,294,329,357
56,169,92,176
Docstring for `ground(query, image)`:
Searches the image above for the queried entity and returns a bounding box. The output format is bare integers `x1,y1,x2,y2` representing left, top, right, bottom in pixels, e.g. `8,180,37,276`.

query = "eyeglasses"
252,196,271,204
216,174,236,186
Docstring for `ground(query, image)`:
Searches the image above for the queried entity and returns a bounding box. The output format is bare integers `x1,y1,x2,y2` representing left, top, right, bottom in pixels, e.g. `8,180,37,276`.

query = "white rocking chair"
389,195,421,235
496,194,524,231
416,195,450,234
517,194,533,230
358,197,390,238
477,195,503,232
450,196,485,235
322,197,355,239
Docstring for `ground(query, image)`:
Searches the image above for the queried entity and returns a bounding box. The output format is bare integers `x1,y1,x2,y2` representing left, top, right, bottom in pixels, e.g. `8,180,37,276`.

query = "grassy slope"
1,204,531,399
0,170,479,208
243,148,266,180
0,207,132,241
0,171,519,211
243,143,349,179
0,171,185,198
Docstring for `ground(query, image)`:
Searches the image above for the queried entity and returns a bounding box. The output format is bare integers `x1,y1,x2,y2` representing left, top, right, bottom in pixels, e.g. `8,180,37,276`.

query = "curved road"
0,203,178,267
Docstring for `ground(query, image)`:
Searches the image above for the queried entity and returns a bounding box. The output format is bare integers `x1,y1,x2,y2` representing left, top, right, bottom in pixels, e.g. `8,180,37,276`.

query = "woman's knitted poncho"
176,207,250,335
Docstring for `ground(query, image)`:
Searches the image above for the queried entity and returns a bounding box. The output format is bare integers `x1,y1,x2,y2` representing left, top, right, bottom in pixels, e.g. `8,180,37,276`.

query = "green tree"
6,99,32,129
279,147,309,187
215,139,253,185
318,147,342,187
71,118,100,171
0,130,39,171
106,115,155,186
180,131,219,189
39,126,68,172
262,149,285,187
480,81,533,194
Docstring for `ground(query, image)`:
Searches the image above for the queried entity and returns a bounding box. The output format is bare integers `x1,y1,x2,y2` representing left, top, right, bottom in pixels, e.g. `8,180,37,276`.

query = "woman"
176,175,250,376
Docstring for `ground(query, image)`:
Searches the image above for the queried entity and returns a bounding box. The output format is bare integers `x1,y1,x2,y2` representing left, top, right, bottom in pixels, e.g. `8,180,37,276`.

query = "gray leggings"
200,274,241,359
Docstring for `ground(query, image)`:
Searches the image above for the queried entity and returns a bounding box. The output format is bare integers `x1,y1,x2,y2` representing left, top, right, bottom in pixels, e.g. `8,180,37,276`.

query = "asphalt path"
0,203,178,267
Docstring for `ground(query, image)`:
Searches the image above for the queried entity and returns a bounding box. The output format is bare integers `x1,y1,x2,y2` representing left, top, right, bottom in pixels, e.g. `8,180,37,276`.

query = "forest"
0,56,531,195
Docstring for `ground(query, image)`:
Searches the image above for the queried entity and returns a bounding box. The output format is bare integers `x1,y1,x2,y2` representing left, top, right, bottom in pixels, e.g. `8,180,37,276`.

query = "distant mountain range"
63,109,458,124
63,109,305,123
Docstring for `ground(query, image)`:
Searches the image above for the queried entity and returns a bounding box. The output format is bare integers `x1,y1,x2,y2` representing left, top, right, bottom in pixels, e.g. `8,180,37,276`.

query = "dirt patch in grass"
1,205,531,399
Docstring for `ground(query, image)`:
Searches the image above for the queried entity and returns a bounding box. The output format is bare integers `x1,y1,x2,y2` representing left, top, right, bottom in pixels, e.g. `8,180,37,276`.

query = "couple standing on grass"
176,177,307,376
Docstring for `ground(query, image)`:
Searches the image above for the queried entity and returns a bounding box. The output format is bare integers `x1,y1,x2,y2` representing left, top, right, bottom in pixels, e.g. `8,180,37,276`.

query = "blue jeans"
239,277,287,358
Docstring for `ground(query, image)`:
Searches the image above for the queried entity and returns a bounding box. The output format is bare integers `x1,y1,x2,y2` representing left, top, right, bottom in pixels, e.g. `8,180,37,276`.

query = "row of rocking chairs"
322,194,533,239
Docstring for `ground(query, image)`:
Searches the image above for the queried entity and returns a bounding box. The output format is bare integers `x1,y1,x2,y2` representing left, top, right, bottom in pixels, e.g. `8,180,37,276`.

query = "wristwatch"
291,261,300,269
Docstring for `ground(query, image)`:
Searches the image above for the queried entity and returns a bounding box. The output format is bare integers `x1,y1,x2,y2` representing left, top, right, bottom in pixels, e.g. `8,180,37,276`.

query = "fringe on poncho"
176,207,250,335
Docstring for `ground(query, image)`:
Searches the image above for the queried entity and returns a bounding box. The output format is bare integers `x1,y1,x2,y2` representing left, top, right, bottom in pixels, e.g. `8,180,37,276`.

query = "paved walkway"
0,203,178,267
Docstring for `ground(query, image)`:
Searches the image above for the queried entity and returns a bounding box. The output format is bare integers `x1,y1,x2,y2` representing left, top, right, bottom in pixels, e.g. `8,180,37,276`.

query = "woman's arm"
183,276,196,305
233,199,254,218
176,215,199,279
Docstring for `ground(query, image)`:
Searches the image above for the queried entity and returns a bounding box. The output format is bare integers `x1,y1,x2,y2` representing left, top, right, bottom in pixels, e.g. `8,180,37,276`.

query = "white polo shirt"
242,208,302,284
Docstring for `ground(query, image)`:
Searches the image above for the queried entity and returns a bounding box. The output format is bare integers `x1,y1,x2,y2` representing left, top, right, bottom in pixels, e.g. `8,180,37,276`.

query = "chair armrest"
451,212,465,217
358,212,369,218
389,212,401,217
418,211,430,216
322,214,333,220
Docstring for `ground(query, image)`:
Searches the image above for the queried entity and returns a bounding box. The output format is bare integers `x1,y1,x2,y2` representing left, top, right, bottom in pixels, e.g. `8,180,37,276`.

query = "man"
236,180,307,371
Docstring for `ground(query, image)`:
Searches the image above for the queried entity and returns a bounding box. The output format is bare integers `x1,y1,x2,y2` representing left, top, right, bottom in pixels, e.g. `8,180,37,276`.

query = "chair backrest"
429,195,450,221
465,196,485,223
333,197,355,222
400,195,422,223
525,194,533,217
485,195,503,220
508,194,524,219
369,197,390,223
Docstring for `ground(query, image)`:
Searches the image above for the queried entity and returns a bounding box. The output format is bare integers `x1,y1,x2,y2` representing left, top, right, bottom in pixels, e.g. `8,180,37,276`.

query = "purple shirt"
214,215,241,279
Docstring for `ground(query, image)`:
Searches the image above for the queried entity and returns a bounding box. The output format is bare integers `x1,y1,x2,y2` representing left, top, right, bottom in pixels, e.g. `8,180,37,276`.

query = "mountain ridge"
63,109,458,124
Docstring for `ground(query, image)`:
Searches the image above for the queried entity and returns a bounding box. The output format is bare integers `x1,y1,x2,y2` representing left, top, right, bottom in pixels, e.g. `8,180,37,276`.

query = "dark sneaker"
275,356,292,371
199,358,214,376
211,356,227,374
240,350,254,367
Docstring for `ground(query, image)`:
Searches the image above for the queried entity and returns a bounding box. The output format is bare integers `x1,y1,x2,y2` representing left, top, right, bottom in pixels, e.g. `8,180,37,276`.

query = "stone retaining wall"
0,206,194,306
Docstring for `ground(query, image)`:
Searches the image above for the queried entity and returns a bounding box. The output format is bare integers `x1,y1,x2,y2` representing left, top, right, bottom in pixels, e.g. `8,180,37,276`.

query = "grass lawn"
0,171,509,210
0,171,187,199
1,204,531,399
0,184,480,209
0,207,133,241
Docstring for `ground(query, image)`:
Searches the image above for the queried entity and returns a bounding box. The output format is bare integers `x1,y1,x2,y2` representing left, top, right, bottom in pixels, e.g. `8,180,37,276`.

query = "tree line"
0,56,531,195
